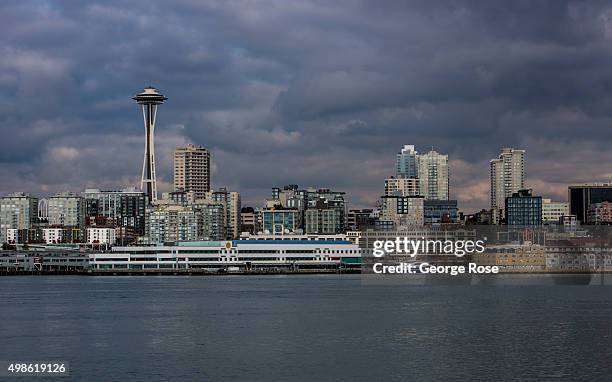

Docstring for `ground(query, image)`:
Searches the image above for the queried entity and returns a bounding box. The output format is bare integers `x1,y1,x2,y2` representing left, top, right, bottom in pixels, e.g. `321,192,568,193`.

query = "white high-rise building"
418,150,449,200
174,144,211,200
490,148,525,214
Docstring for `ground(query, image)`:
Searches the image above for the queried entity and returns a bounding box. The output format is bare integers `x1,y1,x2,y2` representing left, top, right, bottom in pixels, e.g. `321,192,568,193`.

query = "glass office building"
395,145,419,178
569,184,612,223
424,199,458,224
262,210,298,234
505,189,542,226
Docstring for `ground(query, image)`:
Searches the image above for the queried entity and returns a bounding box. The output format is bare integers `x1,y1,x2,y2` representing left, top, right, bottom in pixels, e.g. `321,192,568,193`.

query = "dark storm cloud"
1,0,612,210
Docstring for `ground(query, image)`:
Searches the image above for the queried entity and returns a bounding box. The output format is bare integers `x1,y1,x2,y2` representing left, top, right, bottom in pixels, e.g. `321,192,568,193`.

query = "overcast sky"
2,0,612,211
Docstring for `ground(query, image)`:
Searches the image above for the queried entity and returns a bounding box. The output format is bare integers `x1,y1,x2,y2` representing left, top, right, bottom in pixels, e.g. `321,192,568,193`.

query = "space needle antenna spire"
132,86,167,204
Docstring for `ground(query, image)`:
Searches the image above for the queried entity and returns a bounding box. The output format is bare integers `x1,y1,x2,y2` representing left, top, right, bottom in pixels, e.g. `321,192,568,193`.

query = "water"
1,275,612,381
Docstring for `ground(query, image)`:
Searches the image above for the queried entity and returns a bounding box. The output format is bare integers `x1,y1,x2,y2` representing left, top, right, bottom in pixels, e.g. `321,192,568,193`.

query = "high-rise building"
191,200,226,241
395,145,419,178
174,144,211,199
82,188,147,237
133,86,167,204
384,177,420,196
48,192,86,228
418,150,449,200
490,148,525,215
204,188,241,239
505,189,542,226
202,204,226,240
542,199,569,224
568,184,612,223
0,192,39,243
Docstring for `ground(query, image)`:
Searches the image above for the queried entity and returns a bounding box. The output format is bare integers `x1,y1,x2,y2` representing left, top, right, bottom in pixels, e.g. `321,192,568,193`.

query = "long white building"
90,239,361,271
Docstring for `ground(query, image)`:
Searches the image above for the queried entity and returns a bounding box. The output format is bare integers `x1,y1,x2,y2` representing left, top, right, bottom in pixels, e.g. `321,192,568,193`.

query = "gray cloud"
1,0,612,211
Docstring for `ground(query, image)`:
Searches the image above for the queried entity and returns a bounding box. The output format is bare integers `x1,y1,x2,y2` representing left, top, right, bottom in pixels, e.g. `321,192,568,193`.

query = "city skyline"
0,140,596,212
2,2,612,210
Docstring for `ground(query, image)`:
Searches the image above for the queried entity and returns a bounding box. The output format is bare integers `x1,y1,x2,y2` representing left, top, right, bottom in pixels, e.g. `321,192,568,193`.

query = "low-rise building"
587,202,612,224
240,207,258,234
560,215,578,232
6,229,19,244
542,199,569,224
42,228,66,244
304,198,346,234
473,243,546,272
90,239,361,272
262,209,299,234
0,252,89,272
87,227,117,245
424,200,458,224
347,209,376,231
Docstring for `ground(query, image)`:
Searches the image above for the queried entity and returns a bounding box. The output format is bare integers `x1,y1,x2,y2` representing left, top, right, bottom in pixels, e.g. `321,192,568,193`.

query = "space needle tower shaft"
132,86,167,204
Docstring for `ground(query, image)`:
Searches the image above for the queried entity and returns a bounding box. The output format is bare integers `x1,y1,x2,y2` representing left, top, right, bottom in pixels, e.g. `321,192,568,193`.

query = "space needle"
133,86,167,204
